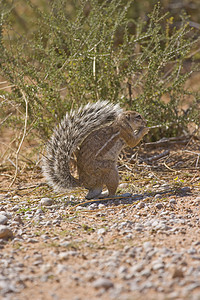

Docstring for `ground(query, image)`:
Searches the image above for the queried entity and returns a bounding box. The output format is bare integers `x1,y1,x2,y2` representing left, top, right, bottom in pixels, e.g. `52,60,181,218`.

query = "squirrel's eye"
136,115,142,119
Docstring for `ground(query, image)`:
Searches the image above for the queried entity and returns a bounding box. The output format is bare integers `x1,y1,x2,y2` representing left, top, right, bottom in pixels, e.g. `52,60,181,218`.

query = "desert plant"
0,0,199,143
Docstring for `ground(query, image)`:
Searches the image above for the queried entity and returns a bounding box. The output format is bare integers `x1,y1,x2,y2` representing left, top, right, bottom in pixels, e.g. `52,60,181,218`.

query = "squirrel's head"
117,111,147,131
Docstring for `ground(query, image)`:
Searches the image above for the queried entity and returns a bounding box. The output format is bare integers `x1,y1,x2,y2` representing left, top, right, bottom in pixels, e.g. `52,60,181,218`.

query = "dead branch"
144,136,193,148
9,91,28,188
143,150,170,162
0,112,13,127
163,162,177,172
183,150,200,168
0,85,16,90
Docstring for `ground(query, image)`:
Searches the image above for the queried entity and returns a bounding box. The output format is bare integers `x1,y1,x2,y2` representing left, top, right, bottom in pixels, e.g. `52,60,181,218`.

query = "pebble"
0,214,8,225
56,264,68,274
40,264,52,273
169,198,177,205
181,187,191,193
172,268,184,278
58,251,78,260
152,262,165,271
195,196,200,204
92,278,114,290
60,241,71,248
76,206,85,211
98,204,106,209
155,203,163,209
0,225,13,239
97,228,107,235
143,241,153,251
35,209,44,215
130,263,144,273
136,201,145,209
40,198,53,206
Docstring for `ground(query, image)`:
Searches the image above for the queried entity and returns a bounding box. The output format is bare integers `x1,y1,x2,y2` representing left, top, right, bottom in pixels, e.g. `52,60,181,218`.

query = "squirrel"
42,101,149,199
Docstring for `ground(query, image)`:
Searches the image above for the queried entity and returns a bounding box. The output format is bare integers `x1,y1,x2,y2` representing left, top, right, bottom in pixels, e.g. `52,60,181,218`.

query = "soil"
0,134,200,300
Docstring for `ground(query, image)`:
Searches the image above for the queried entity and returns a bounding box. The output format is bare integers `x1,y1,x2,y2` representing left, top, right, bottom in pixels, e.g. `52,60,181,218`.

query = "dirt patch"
0,136,199,300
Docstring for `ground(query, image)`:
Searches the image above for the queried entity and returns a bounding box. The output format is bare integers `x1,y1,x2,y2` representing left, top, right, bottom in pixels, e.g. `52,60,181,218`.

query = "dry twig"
9,91,28,188
145,136,192,148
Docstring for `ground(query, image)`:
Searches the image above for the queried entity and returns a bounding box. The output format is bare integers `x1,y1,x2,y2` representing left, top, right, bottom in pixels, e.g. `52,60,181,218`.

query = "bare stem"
9,90,28,188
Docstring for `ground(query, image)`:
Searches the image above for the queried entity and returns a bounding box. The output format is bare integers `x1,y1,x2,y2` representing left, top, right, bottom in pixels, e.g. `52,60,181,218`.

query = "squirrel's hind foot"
85,188,103,200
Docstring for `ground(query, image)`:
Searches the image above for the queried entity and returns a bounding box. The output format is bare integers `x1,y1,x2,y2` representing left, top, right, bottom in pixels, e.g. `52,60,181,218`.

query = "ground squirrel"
43,101,149,199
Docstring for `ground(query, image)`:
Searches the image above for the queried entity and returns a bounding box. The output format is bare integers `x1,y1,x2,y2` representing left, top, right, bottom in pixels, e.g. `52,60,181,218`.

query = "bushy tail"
42,101,122,192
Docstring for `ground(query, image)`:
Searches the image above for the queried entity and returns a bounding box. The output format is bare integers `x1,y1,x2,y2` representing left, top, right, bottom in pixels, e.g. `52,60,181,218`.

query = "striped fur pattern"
42,101,122,192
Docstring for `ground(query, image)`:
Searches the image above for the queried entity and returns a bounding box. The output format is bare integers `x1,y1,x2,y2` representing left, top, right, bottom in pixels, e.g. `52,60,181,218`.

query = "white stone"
0,214,8,225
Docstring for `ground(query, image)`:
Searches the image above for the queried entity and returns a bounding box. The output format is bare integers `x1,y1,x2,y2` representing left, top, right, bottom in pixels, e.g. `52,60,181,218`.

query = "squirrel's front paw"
143,127,149,134
140,126,149,135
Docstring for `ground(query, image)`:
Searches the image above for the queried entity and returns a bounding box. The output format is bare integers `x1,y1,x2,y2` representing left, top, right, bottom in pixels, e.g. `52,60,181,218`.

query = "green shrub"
0,0,199,142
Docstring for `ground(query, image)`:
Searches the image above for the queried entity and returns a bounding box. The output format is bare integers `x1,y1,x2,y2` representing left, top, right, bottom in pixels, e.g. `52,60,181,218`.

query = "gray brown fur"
42,101,148,199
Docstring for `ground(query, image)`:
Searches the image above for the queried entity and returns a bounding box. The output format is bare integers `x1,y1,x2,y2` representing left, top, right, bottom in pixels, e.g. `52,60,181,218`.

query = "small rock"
169,198,177,205
27,238,38,243
172,268,184,278
167,292,180,299
140,269,151,278
0,280,16,293
135,224,144,232
40,198,53,206
155,203,163,209
41,264,52,273
76,206,85,211
125,233,133,239
97,228,107,235
0,214,8,225
45,221,52,226
92,278,114,290
186,282,200,291
143,241,153,252
98,204,106,209
12,205,20,211
181,187,191,194
136,202,145,209
130,263,144,273
194,241,200,246
118,266,127,275
56,264,68,274
187,247,197,255
13,215,23,224
89,203,98,210
191,256,200,260
35,209,44,215
60,241,71,248
40,275,49,282
58,251,77,260
152,262,164,271
0,225,13,239
118,183,129,189
195,196,200,204
129,280,140,291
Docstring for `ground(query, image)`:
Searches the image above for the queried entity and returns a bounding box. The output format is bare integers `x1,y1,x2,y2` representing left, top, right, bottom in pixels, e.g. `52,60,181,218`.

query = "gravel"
0,193,200,299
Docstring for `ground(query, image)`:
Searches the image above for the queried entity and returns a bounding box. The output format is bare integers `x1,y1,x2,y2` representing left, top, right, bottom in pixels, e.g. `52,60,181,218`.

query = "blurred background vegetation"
0,0,199,169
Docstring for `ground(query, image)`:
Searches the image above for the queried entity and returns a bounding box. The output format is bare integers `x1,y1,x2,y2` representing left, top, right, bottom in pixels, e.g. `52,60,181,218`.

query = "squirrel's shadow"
66,186,191,208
